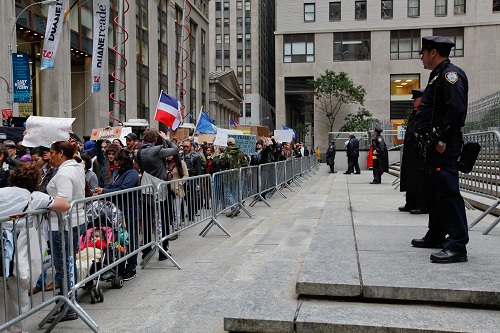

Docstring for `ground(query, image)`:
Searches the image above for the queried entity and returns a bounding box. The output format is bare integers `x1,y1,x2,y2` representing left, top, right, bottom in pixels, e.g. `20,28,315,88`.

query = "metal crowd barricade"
212,169,250,220
292,158,303,184
285,159,299,187
274,160,291,198
250,163,276,207
462,131,500,234
240,165,260,213
300,157,310,179
1,210,98,333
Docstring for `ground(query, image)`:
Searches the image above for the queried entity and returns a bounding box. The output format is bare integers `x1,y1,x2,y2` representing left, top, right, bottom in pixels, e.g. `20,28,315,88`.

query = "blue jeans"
51,224,86,298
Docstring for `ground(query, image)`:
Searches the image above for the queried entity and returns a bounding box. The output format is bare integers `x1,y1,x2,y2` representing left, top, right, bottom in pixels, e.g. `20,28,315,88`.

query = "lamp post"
7,0,57,110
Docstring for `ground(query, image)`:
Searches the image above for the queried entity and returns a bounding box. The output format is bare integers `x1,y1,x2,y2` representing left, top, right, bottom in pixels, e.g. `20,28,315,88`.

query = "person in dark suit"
370,126,388,184
399,89,427,214
411,36,469,264
344,133,360,174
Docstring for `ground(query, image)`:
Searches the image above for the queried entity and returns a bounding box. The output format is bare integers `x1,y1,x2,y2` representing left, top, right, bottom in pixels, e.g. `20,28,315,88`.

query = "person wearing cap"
399,88,427,215
411,36,469,264
325,140,336,173
344,133,360,174
3,140,18,161
370,126,388,184
125,132,138,152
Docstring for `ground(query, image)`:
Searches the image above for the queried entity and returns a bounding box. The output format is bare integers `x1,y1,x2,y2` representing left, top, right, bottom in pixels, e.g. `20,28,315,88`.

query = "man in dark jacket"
370,126,388,184
219,137,248,217
399,89,427,214
326,140,336,173
344,133,360,174
182,140,204,222
135,129,178,260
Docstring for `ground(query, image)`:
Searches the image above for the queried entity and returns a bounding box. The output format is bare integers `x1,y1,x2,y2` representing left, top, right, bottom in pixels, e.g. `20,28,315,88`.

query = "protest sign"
233,134,256,155
22,116,75,147
274,129,294,143
90,126,123,140
214,128,243,147
198,134,216,144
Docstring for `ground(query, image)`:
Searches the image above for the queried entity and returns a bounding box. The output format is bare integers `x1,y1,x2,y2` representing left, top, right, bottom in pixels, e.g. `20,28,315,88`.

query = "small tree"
295,117,313,138
308,70,366,132
340,108,379,132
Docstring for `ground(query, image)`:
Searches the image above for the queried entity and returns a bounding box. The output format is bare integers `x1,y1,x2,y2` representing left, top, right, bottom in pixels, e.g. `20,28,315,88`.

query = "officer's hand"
435,143,446,154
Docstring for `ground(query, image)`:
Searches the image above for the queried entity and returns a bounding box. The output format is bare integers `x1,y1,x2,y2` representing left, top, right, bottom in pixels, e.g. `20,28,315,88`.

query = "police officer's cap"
411,88,425,99
374,125,383,133
419,36,455,55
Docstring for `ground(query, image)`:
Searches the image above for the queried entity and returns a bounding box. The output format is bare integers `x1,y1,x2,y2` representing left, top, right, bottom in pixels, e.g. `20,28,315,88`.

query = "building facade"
275,0,500,150
0,0,211,136
208,0,276,129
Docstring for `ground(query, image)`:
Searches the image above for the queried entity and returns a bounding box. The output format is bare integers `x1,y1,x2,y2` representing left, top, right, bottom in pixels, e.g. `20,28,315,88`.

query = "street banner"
274,129,294,143
91,0,110,93
12,53,30,103
90,126,123,140
233,134,256,155
22,116,75,147
41,1,66,70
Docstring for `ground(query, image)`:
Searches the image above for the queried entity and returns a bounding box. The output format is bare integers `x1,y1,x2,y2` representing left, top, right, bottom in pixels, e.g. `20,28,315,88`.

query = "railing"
462,131,500,234
1,156,318,332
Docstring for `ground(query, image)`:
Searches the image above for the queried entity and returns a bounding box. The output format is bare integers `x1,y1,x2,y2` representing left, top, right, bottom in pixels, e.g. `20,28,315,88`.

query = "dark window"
224,50,230,59
216,50,221,59
433,27,464,57
329,2,341,21
390,29,420,60
223,1,229,11
435,0,447,16
304,3,315,22
382,0,393,18
454,0,466,14
215,1,221,11
245,103,251,117
237,50,243,58
408,0,420,17
355,1,367,20
494,0,500,11
237,17,243,27
390,74,421,119
334,31,371,61
284,34,315,63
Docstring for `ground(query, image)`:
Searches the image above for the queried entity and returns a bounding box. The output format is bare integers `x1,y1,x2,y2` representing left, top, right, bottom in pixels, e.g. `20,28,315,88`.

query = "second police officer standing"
411,36,469,264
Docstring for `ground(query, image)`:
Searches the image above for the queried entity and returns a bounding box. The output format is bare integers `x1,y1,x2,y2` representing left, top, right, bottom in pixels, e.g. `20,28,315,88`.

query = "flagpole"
194,106,203,132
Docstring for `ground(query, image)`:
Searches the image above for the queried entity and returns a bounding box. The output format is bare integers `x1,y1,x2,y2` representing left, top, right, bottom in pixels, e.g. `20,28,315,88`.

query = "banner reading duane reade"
41,1,66,70
233,134,256,155
12,53,30,103
91,0,110,93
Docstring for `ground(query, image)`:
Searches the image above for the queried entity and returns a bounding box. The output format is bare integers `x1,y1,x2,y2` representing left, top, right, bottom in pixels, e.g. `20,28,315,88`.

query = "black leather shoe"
343,172,351,174
369,181,381,184
398,206,411,212
430,250,467,263
411,238,444,248
410,209,428,214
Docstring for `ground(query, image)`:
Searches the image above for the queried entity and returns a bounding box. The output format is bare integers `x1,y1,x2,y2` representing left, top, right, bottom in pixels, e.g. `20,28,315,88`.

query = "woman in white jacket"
45,141,86,322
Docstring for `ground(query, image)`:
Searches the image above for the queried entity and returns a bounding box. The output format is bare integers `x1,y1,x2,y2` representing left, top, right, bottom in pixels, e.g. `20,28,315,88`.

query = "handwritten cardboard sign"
214,128,243,147
90,126,123,140
22,116,75,147
274,129,294,143
233,134,256,155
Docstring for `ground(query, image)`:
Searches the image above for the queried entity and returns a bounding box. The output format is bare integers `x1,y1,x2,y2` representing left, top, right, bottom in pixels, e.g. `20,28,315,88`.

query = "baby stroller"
81,200,129,303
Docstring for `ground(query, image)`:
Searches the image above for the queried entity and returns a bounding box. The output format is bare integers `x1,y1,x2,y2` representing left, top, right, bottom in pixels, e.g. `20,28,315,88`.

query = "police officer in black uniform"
399,89,427,214
411,36,469,263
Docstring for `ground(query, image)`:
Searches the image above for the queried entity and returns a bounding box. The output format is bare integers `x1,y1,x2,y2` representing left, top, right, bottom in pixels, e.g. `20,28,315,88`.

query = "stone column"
0,1,16,114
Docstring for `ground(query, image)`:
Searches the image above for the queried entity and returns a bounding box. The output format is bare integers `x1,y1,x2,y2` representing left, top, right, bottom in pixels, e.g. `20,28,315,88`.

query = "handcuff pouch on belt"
415,125,443,155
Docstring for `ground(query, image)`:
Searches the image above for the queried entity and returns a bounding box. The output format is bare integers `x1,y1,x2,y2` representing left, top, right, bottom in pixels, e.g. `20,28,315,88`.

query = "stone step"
296,300,500,333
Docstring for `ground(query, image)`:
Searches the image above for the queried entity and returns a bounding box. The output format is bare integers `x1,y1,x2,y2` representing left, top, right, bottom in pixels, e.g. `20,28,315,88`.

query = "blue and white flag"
91,0,110,93
195,109,218,134
282,125,296,139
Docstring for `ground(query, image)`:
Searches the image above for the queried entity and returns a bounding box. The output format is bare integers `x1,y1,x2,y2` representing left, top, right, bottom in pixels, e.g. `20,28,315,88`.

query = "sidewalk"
24,166,500,332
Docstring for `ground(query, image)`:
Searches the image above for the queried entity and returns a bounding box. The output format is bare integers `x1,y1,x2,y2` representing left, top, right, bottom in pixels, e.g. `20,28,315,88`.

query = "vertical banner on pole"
12,52,31,103
91,0,110,93
41,1,66,70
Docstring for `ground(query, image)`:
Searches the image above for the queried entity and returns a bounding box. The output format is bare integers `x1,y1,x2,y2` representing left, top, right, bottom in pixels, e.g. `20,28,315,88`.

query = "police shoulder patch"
445,72,459,84
378,138,382,142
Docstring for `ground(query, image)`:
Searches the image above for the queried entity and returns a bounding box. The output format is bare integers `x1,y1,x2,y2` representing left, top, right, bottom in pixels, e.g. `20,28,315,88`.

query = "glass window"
390,29,420,60
215,1,221,11
493,0,500,11
224,34,230,44
216,18,221,28
435,0,447,15
355,1,367,20
245,103,251,117
224,50,230,60
245,49,251,59
433,27,464,57
216,66,222,71
237,34,243,43
454,0,466,14
333,32,371,61
216,50,221,59
224,18,230,27
237,50,243,58
245,33,251,44
382,1,393,19
329,2,341,21
237,17,243,27
237,66,243,77
245,65,251,77
304,3,315,22
283,34,315,63
245,17,251,27
245,0,251,11
216,34,221,44
390,74,421,119
223,1,229,10
408,0,420,17
236,1,243,10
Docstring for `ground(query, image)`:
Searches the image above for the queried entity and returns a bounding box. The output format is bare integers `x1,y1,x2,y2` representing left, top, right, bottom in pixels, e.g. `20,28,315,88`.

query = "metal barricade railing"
461,131,500,234
1,210,98,333
240,165,260,208
292,158,303,184
285,159,299,187
274,160,291,198
300,157,310,179
250,163,276,207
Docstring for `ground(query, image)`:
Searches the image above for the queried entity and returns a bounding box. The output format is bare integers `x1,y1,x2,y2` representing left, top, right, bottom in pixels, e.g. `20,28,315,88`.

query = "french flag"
229,116,239,127
154,91,182,130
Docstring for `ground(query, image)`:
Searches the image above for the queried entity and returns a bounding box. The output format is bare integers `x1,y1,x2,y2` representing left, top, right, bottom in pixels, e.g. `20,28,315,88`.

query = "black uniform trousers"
422,135,469,254
347,156,360,174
